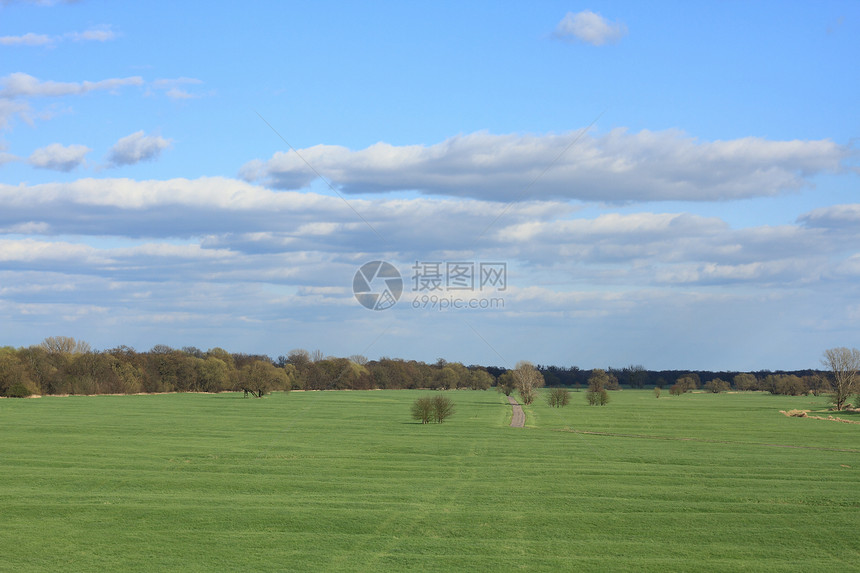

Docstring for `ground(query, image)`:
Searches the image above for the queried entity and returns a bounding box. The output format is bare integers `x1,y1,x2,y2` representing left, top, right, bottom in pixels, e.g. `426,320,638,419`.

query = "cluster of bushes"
547,387,570,407
410,395,455,423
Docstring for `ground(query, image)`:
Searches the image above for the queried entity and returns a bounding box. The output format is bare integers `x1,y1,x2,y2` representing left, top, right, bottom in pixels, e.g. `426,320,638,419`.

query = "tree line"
1,337,857,410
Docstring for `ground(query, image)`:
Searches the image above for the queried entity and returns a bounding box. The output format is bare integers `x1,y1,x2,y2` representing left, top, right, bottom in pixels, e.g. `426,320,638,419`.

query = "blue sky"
1,0,858,370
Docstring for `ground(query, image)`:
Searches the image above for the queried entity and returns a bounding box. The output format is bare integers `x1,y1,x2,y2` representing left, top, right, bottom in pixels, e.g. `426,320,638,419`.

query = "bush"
411,396,434,424
586,389,609,406
654,387,661,398
669,384,684,396
4,382,32,398
432,395,455,423
547,387,570,408
412,395,455,424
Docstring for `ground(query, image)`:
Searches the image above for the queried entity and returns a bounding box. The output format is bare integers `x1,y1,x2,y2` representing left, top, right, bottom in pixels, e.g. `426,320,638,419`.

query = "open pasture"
1,390,857,571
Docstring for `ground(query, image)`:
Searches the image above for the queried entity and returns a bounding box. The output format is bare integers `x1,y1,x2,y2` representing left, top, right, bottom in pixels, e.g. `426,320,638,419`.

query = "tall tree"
513,361,544,405
821,347,860,411
40,336,91,355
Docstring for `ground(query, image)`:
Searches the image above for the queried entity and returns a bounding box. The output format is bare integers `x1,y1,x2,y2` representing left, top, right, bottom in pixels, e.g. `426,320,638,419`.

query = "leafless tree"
40,336,91,355
547,387,570,407
513,361,544,405
822,347,860,411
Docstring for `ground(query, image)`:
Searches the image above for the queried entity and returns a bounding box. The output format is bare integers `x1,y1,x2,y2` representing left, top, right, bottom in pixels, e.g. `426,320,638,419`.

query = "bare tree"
822,347,860,411
547,387,570,407
513,361,544,405
40,336,91,355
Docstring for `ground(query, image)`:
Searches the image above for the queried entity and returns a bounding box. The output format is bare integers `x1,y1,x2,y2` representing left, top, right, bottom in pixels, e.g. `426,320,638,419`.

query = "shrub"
654,387,661,398
412,395,455,424
411,396,434,424
432,395,455,423
547,387,570,408
586,389,609,406
4,382,32,398
669,384,684,396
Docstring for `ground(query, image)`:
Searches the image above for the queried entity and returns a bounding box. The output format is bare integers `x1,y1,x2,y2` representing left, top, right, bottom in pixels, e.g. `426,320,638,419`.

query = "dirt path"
508,396,524,428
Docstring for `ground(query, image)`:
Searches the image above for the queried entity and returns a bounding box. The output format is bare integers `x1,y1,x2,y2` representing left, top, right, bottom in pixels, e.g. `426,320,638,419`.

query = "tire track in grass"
327,424,488,572
360,439,484,572
554,428,860,453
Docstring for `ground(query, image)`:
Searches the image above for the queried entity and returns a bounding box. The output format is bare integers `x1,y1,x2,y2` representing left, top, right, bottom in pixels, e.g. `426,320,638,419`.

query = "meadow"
0,389,857,572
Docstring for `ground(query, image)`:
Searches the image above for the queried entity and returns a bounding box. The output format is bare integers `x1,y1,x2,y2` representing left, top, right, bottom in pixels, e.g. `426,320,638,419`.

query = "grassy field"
1,389,858,572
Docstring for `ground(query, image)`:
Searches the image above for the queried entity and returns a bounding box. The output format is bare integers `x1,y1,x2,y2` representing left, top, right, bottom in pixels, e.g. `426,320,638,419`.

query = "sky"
0,1,858,371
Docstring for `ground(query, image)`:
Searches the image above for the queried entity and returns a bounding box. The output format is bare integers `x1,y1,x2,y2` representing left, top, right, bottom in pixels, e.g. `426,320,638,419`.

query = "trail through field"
508,396,524,428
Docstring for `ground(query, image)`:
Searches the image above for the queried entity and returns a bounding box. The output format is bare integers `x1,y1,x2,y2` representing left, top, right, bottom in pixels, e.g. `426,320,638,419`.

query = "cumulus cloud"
29,142,90,171
0,177,855,290
798,203,860,229
0,72,143,98
106,131,171,167
554,10,627,46
240,129,852,202
1,175,857,368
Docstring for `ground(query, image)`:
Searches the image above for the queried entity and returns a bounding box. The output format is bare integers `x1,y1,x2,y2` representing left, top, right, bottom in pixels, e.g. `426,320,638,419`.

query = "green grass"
1,390,858,572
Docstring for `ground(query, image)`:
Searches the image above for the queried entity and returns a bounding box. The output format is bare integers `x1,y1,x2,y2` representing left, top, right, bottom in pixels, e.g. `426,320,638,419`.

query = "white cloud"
0,176,857,369
241,129,852,202
554,11,627,46
0,143,20,165
0,32,53,46
149,77,204,100
106,131,171,167
0,72,143,98
0,27,116,47
0,176,855,291
64,26,117,42
29,142,90,171
798,203,860,229
0,99,30,129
